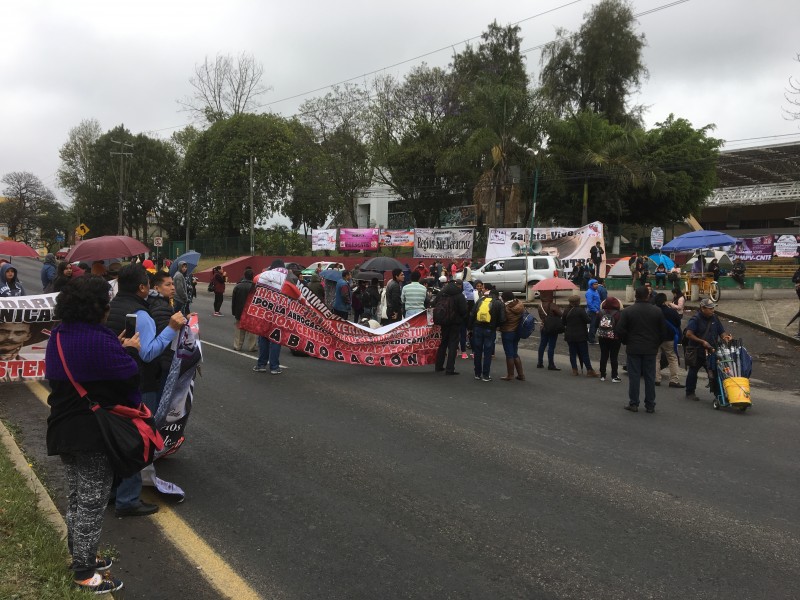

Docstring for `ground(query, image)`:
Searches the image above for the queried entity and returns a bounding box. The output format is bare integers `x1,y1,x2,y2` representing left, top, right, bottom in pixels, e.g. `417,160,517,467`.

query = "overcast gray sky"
3,0,800,208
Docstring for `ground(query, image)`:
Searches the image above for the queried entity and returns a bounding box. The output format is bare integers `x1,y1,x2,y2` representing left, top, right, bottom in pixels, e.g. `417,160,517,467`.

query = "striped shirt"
401,282,428,316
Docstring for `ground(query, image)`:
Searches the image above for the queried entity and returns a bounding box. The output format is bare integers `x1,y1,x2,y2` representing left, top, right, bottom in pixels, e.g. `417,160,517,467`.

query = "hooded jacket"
173,262,189,304
585,279,601,312
40,254,57,291
434,281,468,326
0,264,25,297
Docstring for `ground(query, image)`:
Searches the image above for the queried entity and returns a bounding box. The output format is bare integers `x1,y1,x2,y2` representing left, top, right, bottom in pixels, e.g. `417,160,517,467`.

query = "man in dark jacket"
231,268,257,352
684,298,732,402
615,285,670,413
385,268,404,323
470,286,506,381
433,279,468,375
306,273,326,303
107,264,185,517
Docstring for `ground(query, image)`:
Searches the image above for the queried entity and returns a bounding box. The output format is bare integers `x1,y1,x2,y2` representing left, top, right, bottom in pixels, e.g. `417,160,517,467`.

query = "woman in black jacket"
562,295,598,377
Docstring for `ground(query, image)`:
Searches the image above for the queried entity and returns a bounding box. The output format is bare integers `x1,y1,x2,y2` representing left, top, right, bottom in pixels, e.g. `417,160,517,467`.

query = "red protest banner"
239,273,440,367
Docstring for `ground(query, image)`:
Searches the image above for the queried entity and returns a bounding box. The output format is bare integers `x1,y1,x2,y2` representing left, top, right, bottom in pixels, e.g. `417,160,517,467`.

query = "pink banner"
239,273,439,367
339,228,379,252
733,236,774,261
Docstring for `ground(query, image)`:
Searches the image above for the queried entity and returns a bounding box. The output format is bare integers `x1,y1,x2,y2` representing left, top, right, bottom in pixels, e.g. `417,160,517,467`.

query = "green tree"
256,224,310,255
624,115,721,225
371,65,471,227
299,84,373,226
447,22,543,227
282,120,336,234
540,111,648,226
539,0,647,126
184,113,296,238
0,172,65,248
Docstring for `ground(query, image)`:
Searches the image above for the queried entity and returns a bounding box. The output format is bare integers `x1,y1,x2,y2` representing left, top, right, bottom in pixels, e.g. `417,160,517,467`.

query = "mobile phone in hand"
125,314,138,338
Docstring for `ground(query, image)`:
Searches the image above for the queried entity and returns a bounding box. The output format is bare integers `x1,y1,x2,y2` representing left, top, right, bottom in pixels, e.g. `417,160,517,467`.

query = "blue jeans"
472,326,495,377
538,331,558,366
567,341,593,371
627,354,656,408
116,391,158,510
500,331,520,359
257,336,281,371
686,360,718,397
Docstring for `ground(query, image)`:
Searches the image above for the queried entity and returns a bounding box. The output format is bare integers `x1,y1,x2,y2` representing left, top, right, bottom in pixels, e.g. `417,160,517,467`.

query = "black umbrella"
360,256,405,272
353,270,384,281
787,309,800,327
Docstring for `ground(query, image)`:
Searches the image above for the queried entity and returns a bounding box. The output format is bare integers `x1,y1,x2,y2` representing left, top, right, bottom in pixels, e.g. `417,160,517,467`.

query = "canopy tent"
685,250,733,269
607,257,634,277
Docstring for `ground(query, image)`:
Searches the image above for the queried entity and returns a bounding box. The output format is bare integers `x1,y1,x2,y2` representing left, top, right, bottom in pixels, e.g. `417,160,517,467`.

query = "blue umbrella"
169,251,201,277
648,253,675,270
320,269,343,282
661,230,738,252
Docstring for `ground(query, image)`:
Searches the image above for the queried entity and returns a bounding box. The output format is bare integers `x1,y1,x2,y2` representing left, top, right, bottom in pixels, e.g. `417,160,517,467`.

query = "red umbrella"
65,235,150,263
0,240,40,258
531,277,577,292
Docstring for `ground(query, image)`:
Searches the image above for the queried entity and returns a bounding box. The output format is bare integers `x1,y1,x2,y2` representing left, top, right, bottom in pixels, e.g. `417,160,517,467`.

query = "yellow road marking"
25,381,266,600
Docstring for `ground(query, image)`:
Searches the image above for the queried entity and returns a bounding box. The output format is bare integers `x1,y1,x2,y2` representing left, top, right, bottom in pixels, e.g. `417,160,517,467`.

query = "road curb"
0,418,67,539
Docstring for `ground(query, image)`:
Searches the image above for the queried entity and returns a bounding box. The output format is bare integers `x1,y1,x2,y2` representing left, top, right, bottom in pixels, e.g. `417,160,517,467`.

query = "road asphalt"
2,257,799,599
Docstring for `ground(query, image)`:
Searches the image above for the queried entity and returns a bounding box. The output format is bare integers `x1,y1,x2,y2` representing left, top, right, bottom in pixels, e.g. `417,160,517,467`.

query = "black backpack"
432,293,455,326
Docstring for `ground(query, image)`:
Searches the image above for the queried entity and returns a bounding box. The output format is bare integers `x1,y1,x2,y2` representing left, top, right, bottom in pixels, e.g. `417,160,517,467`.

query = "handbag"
542,305,565,335
682,318,713,369
56,333,164,478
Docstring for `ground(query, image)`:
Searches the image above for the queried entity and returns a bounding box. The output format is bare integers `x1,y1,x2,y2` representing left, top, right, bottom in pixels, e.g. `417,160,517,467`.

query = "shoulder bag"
56,333,164,478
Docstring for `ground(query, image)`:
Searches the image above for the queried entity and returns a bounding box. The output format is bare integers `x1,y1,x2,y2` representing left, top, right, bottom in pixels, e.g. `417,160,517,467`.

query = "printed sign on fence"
311,229,337,251
733,236,775,261
339,228,379,251
413,228,474,259
379,229,415,247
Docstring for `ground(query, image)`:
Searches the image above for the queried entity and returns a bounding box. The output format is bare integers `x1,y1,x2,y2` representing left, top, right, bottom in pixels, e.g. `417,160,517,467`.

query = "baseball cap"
699,298,716,308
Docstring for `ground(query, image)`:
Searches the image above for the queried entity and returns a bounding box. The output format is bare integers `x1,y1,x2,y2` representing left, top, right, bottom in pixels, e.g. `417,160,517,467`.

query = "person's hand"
169,311,187,331
122,331,141,353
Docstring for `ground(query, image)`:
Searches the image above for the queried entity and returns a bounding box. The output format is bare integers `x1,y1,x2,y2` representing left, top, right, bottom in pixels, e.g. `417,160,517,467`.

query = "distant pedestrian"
433,278,467,375
470,287,506,381
597,296,622,382
562,295,597,377
654,293,683,389
211,266,227,316
41,252,57,292
231,268,258,352
400,270,428,317
536,292,563,371
499,291,525,381
615,285,670,413
590,241,604,277
173,261,190,315
333,270,352,320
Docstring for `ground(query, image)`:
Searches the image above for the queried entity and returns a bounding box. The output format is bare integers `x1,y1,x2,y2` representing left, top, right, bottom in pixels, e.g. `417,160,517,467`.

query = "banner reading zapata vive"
413,228,474,260
239,270,440,367
1,293,57,383
486,222,605,273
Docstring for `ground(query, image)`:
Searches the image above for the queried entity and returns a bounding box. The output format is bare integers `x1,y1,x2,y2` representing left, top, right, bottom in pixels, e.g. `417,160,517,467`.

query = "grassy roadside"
0,440,90,599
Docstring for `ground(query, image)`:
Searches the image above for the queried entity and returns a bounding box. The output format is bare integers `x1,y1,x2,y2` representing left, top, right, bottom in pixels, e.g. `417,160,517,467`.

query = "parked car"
300,261,344,280
472,254,562,296
55,247,71,260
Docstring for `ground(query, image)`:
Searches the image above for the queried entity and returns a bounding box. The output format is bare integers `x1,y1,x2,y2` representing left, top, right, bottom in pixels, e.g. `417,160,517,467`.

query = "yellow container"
723,377,751,406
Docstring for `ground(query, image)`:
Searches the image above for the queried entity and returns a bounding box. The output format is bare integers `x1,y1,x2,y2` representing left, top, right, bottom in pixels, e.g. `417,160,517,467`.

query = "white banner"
486,222,605,273
413,228,474,259
311,229,337,251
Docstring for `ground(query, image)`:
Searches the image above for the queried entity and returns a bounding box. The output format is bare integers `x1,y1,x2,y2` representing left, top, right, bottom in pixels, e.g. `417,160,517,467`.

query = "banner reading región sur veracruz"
239,269,440,367
1,293,57,382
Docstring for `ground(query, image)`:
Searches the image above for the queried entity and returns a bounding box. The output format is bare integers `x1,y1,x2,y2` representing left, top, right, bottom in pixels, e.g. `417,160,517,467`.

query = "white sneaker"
612,376,622,383
600,376,606,381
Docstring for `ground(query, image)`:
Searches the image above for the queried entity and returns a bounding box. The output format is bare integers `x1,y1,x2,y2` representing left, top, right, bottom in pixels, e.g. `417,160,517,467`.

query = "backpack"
432,293,454,326
207,280,214,292
475,297,492,324
517,310,536,339
597,310,618,340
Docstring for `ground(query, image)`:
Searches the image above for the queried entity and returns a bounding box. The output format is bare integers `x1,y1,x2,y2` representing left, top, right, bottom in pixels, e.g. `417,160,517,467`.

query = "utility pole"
110,139,133,235
248,155,256,256
185,195,190,255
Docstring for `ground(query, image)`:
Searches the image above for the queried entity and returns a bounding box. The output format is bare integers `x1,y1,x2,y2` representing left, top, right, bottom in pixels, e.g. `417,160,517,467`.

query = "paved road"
3,258,800,599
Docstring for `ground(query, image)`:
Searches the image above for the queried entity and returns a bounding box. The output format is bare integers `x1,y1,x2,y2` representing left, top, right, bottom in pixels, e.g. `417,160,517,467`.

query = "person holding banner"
385,269,404,323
